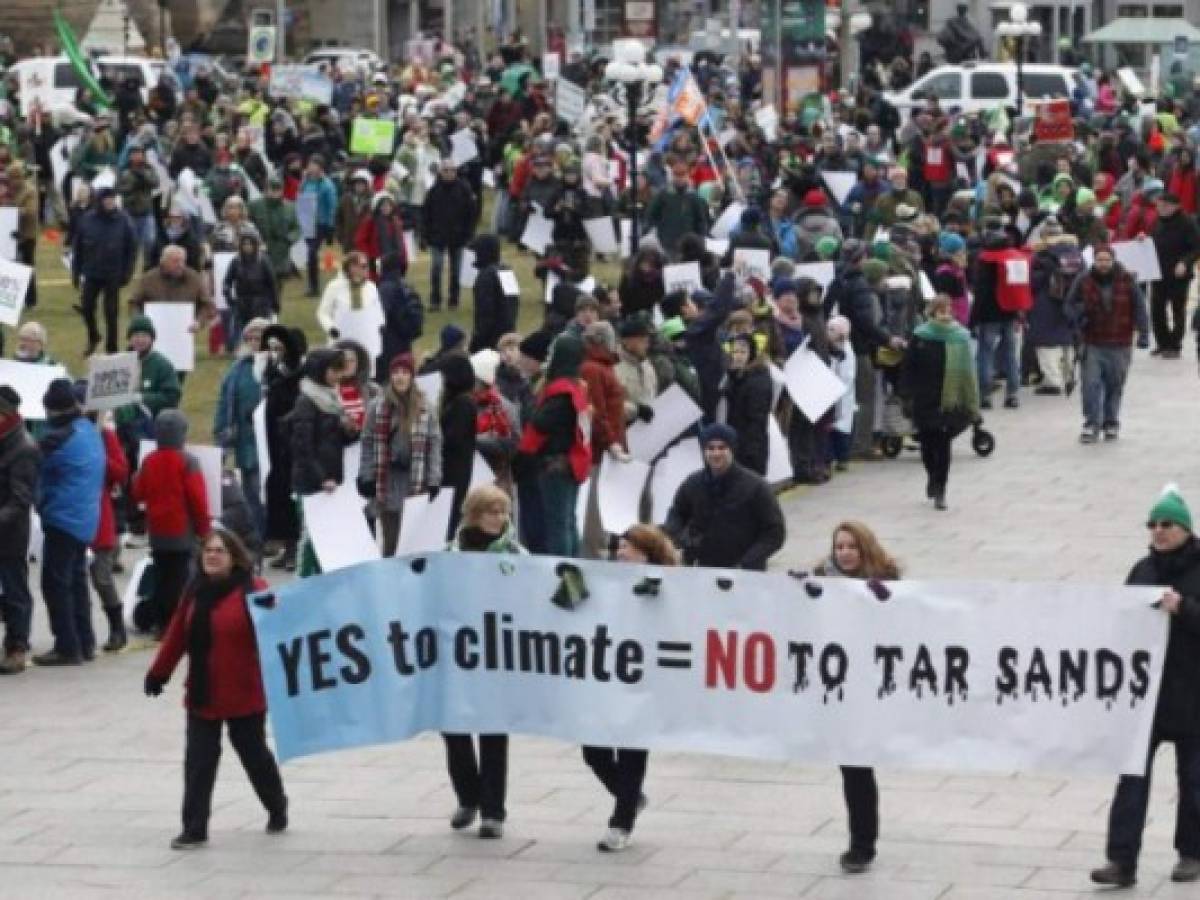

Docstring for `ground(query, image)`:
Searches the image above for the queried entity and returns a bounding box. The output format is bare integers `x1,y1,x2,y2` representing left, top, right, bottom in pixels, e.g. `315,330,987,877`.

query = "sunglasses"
1148,520,1179,530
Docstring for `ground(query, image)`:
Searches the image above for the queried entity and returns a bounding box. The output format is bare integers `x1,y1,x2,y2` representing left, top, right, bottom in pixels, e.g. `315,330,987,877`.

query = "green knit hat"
815,235,841,260
1150,484,1192,531
659,316,686,341
862,258,889,286
127,314,156,340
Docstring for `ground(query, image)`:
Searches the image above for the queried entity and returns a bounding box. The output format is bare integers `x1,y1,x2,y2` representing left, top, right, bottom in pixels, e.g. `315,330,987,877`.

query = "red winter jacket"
148,576,269,720
354,212,409,276
91,428,129,552
1118,194,1158,241
580,344,627,462
131,448,211,552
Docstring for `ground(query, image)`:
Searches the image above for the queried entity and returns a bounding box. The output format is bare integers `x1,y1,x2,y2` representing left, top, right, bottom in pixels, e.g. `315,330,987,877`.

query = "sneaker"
980,398,993,410
1080,428,1099,445
1090,861,1135,887
0,650,27,674
170,832,208,850
449,806,478,830
598,827,632,852
1103,425,1120,441
1163,349,1182,359
33,650,82,667
1034,385,1063,396
1172,857,1200,882
1003,396,1020,409
839,849,875,874
478,818,504,839
266,809,288,834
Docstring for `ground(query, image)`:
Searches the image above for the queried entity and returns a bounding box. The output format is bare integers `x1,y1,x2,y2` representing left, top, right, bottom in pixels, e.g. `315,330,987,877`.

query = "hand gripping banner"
247,554,1167,775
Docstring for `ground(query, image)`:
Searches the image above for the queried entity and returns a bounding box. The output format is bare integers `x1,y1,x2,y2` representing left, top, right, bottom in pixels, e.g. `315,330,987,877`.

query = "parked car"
302,47,382,79
10,55,167,117
884,62,1082,121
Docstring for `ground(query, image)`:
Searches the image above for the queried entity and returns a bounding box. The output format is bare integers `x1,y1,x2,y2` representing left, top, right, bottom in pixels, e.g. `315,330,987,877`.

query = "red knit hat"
803,188,827,207
389,353,416,376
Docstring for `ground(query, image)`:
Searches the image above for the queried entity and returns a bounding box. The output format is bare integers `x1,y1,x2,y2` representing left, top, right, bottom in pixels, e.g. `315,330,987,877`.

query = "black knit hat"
0,385,20,415
43,378,79,415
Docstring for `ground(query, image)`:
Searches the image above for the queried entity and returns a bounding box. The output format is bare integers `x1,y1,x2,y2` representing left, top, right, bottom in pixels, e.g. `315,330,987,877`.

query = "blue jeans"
131,213,158,270
429,245,463,308
0,558,34,652
1081,344,1131,430
975,321,1019,401
41,527,94,659
538,468,579,558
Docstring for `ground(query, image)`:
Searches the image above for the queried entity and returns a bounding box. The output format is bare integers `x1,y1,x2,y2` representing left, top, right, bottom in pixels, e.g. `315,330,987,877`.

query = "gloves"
356,477,376,500
428,486,441,501
608,445,631,462
329,327,341,340
636,403,655,423
144,674,165,697
1136,333,1150,350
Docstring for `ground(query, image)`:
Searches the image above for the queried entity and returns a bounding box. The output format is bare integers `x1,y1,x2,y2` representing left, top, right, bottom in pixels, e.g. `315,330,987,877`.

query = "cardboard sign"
663,262,704,297
0,256,32,327
270,65,334,105
1033,99,1074,143
555,79,587,124
84,352,140,411
349,119,397,157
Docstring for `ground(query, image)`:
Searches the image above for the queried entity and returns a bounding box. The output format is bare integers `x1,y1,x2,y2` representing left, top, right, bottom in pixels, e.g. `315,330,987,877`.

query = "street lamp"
605,40,662,254
996,3,1042,120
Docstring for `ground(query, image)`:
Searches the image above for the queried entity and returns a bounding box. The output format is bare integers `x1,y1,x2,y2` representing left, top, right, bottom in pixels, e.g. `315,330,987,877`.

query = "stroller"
878,392,996,458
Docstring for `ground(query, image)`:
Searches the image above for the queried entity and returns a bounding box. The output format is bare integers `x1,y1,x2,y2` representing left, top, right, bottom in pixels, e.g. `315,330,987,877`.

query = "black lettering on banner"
455,626,479,669
655,640,693,670
591,625,614,682
909,644,939,698
1023,647,1053,701
279,637,304,697
875,645,903,698
415,627,437,669
788,642,814,692
563,635,587,678
387,621,414,675
336,624,371,684
1129,650,1152,705
819,644,848,702
944,646,969,704
1058,649,1088,703
1096,648,1124,708
996,646,1019,703
519,630,561,675
307,630,337,691
615,640,644,684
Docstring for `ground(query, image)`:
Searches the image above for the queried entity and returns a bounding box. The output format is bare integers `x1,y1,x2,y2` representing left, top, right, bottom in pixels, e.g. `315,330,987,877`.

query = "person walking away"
1092,486,1200,887
665,424,786,570
299,155,337,297
813,521,901,872
902,297,980,510
34,379,106,665
376,252,424,381
720,335,773,477
214,320,269,542
86,392,130,653
423,159,477,311
71,186,138,355
515,334,592,557
132,410,213,635
261,326,306,572
584,524,679,851
1065,244,1150,443
468,235,518,352
358,354,443,556
442,485,526,839
1149,191,1200,359
145,528,288,850
1028,220,1083,394
0,386,40,673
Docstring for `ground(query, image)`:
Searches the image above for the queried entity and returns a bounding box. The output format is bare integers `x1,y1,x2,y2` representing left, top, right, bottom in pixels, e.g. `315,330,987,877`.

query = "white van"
10,55,166,117
884,63,1082,121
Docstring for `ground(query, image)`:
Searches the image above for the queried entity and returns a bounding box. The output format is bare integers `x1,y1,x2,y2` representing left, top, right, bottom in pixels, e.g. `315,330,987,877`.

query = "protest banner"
498,270,521,297
794,261,836,293
250,553,1167,773
0,359,68,419
252,400,270,503
334,307,384,362
269,65,334,105
0,256,32,327
597,454,651,534
783,344,848,423
710,202,746,240
663,262,703,297
1082,241,1163,283
0,207,16,261
84,352,140,411
555,79,587,124
449,129,479,167
520,205,555,255
145,303,196,371
459,248,478,289
732,247,771,284
396,490,455,555
301,487,378,572
583,218,619,255
1032,99,1074,142
212,251,235,311
766,416,791,485
626,384,703,463
821,171,857,207
648,439,703,524
295,193,317,240
350,119,397,157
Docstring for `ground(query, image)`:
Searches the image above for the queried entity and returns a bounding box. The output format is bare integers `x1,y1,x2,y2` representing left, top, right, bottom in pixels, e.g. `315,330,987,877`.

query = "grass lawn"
25,199,625,443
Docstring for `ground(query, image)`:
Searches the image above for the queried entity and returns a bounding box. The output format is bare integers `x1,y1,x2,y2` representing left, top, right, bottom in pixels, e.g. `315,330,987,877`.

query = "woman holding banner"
442,485,526,839
582,524,680,852
144,527,288,849
814,521,901,874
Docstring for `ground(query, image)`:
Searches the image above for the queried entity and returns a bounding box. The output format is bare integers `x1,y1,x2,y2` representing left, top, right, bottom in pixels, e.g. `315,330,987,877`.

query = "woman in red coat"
145,528,288,850
354,192,408,280
578,321,630,557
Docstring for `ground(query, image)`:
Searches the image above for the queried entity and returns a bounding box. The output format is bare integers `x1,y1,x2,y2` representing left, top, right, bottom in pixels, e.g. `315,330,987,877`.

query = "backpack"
1047,244,1085,303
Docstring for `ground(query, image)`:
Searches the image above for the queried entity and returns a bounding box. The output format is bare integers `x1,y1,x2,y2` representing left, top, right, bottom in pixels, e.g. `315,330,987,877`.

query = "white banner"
145,302,196,372
0,359,68,419
84,352,140,411
0,255,31,327
250,554,1167,771
0,207,17,262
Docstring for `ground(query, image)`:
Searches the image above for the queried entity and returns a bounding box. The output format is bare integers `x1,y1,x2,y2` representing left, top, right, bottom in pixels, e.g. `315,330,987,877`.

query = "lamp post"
605,40,663,254
996,3,1042,121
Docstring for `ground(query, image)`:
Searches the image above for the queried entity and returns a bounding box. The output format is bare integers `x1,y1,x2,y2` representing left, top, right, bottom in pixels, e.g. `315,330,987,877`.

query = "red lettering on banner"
743,633,776,692
705,630,739,689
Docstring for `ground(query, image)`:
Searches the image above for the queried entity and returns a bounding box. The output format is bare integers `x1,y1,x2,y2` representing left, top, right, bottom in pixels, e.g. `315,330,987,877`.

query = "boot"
102,605,127,653
0,649,28,674
934,489,948,511
270,542,296,572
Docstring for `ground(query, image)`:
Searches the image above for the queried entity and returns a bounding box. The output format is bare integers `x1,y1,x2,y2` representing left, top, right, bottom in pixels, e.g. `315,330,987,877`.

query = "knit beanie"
127,315,157,340
699,422,738,448
814,235,841,260
42,378,79,416
154,409,189,449
1149,484,1192,531
938,232,966,255
439,323,466,352
389,352,416,376
470,348,500,386
862,258,889,286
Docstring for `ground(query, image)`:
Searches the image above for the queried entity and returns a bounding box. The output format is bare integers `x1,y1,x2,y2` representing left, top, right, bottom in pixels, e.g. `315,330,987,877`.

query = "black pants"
442,733,508,820
918,427,953,493
841,766,879,857
80,277,123,352
17,239,37,308
1106,730,1200,872
182,712,287,839
582,745,649,831
148,550,191,632
1152,279,1189,352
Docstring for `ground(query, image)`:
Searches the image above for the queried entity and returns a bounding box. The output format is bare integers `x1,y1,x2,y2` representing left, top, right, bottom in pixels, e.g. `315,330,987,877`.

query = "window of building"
970,72,1008,99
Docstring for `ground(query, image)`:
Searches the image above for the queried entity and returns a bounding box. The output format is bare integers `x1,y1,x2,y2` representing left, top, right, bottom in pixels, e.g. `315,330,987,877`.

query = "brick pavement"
0,347,1196,897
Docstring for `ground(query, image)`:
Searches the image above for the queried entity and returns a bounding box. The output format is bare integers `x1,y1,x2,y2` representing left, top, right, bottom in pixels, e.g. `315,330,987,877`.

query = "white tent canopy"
81,0,147,55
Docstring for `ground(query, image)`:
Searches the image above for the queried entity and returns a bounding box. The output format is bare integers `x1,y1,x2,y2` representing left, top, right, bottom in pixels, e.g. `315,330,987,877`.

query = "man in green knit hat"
1092,485,1200,888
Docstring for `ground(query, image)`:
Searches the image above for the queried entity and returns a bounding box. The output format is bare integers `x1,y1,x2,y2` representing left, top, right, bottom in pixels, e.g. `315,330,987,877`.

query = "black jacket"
901,334,974,434
825,268,890,356
1152,210,1200,283
439,354,478,536
224,253,279,320
168,139,213,178
289,387,349,495
665,462,786,570
722,365,773,476
422,177,477,248
0,424,40,559
470,268,517,353
72,207,138,284
377,274,424,380
1127,538,1200,734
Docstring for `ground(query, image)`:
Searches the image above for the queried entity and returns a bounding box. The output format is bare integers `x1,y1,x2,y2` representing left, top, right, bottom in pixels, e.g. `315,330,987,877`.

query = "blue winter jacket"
300,176,338,230
214,356,263,471
37,416,106,544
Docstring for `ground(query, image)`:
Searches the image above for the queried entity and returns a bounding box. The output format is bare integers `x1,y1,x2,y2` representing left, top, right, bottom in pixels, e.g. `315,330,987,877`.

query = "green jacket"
249,196,301,276
448,521,526,554
115,349,181,427
116,164,160,217
645,186,710,255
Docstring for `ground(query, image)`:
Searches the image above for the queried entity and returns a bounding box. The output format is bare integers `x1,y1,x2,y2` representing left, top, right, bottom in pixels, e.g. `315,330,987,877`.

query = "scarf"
186,570,250,708
299,376,344,416
913,319,979,419
372,386,415,497
349,281,364,311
